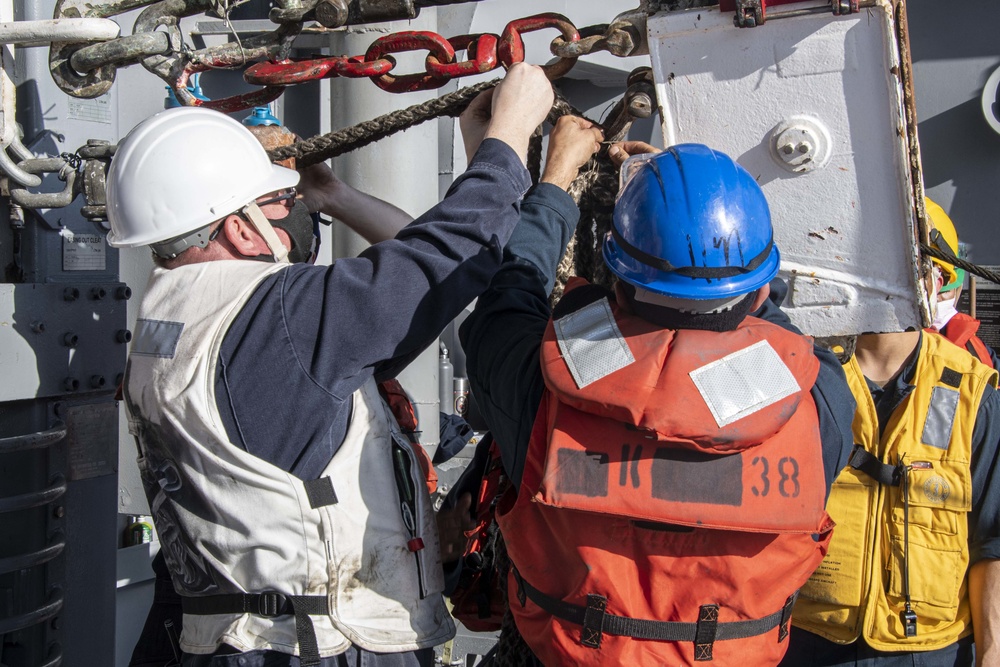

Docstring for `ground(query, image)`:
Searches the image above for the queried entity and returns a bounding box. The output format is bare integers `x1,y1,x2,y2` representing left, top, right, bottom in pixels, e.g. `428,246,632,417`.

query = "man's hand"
296,161,341,215
483,63,554,166
459,88,495,164
607,140,661,167
541,116,604,191
436,492,475,564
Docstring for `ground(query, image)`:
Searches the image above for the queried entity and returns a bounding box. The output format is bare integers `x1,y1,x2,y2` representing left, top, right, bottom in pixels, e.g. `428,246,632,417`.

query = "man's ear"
750,283,771,311
222,214,268,257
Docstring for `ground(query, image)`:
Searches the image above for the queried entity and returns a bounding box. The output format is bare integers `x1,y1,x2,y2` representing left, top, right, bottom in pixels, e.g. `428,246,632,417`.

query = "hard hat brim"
107,163,300,248
603,234,781,301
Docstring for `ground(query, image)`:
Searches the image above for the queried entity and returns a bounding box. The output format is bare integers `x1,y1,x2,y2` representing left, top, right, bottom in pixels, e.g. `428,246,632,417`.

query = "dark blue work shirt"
214,138,530,481
459,183,857,496
866,334,1000,564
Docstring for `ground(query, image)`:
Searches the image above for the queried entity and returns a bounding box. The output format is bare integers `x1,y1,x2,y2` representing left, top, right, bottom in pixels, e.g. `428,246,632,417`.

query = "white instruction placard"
63,234,106,271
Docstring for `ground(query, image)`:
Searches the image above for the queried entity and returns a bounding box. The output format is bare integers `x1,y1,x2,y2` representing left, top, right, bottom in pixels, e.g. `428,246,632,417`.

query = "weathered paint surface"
648,1,928,336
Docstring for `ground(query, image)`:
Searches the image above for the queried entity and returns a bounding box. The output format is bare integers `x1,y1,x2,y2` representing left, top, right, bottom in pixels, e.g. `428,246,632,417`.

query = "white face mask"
933,295,959,331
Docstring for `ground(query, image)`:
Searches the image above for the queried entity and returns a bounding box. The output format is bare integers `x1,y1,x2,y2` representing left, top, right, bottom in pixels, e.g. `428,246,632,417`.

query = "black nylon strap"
514,570,796,646
611,225,774,279
777,594,795,642
182,592,330,666
694,604,719,661
582,595,608,648
848,445,901,487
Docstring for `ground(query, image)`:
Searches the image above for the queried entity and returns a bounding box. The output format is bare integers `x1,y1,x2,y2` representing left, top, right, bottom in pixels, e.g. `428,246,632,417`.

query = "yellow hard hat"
925,197,963,290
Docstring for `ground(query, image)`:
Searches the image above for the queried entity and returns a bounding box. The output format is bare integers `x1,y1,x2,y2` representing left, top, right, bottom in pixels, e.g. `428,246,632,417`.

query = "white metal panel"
648,2,928,336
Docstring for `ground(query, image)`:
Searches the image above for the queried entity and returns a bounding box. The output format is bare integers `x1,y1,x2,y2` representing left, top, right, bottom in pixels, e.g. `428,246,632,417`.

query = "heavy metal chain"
244,13,645,93
50,4,646,110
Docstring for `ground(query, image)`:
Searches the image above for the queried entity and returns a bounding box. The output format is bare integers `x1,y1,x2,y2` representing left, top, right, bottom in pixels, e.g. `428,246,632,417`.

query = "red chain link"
365,31,454,93
425,34,498,79
244,12,581,91
498,13,579,80
241,54,393,86
175,65,286,114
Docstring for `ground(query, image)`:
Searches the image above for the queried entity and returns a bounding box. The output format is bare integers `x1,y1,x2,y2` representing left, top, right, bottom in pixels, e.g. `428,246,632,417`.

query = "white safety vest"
124,260,454,658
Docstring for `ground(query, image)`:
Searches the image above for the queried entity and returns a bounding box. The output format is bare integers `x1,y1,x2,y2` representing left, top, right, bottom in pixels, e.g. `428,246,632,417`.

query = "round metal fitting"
769,115,832,174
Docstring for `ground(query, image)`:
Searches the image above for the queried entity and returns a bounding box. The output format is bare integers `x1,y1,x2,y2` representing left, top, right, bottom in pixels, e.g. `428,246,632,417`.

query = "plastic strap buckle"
256,591,290,617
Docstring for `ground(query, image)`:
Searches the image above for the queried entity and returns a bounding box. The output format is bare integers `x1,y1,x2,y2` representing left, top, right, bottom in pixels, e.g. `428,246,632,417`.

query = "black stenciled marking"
620,444,644,489
556,449,610,498
631,445,642,488
651,448,742,506
752,456,801,498
778,456,801,498
752,456,770,497
620,444,629,487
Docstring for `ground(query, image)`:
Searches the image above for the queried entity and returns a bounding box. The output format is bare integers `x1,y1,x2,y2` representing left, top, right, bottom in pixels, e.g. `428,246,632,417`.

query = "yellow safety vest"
794,332,997,650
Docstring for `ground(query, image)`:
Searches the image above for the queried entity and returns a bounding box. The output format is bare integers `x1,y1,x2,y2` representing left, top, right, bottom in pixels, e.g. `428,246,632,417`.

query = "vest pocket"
799,471,872,607
887,533,962,620
389,432,445,600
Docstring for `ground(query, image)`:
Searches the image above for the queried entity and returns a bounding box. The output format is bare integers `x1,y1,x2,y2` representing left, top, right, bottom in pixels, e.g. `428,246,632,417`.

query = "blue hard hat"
243,106,281,127
603,143,779,300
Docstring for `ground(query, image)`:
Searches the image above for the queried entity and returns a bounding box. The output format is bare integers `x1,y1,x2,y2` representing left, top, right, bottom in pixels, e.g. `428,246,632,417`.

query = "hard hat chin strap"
242,202,289,263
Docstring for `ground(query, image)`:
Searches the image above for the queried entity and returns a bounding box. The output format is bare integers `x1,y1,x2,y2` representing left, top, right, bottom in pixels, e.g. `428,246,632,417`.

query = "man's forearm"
970,558,1000,667
320,182,413,244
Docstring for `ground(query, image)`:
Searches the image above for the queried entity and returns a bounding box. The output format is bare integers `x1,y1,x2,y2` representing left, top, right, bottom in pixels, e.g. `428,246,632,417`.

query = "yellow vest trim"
794,332,997,650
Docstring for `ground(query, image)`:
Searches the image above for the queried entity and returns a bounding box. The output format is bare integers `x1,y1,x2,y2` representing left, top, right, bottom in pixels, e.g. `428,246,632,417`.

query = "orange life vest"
498,283,834,666
939,313,994,369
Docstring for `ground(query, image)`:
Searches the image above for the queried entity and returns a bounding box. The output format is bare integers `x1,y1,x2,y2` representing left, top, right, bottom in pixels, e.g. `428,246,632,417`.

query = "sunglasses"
257,188,297,208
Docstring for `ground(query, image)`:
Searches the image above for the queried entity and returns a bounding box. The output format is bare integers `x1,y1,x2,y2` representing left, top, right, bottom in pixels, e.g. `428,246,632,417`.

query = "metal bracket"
734,0,765,28
832,0,860,15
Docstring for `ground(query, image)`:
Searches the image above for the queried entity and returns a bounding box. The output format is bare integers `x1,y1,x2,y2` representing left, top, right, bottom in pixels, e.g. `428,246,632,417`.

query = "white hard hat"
105,107,299,252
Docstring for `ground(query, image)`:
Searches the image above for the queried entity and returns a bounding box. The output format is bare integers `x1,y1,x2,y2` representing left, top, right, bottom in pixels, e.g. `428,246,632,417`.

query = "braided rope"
920,242,1000,286
268,79,499,167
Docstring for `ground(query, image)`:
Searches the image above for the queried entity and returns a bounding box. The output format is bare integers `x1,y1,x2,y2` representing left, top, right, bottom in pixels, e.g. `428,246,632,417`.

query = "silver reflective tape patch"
921,385,959,450
131,319,184,358
689,340,801,427
554,298,635,389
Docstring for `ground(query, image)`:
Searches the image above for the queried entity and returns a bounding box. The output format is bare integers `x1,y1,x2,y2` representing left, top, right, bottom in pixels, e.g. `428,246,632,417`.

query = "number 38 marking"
751,456,800,498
